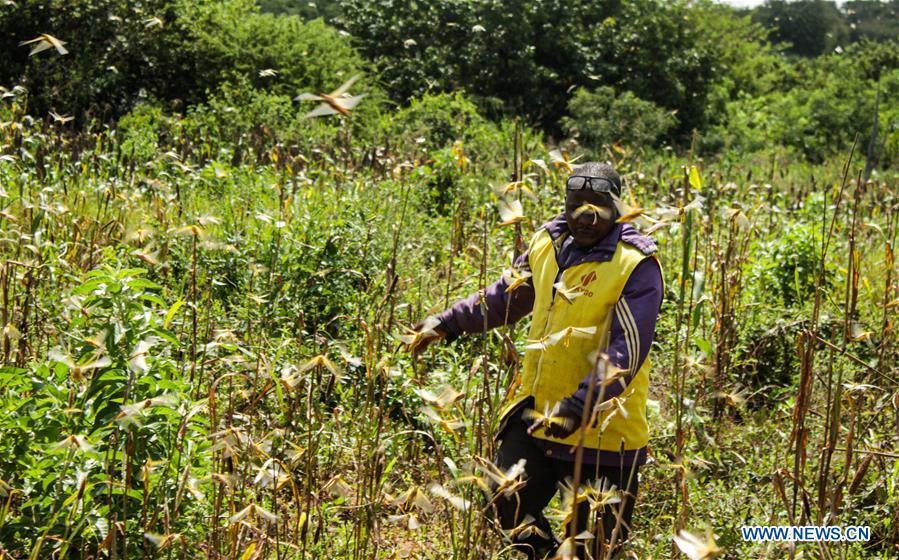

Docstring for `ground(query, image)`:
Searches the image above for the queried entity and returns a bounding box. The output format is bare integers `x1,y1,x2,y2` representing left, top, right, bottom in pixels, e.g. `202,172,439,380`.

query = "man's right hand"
406,321,446,358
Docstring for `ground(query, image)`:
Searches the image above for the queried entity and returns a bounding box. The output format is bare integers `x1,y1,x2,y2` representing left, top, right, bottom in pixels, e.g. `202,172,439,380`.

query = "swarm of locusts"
0,76,896,560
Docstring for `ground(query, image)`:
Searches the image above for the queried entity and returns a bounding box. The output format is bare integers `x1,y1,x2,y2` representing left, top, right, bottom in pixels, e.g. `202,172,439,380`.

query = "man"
412,162,663,559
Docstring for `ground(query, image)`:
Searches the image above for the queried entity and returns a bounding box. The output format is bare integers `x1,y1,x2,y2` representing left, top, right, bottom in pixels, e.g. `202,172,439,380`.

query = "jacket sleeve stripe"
612,301,628,373
614,300,633,375
617,298,641,376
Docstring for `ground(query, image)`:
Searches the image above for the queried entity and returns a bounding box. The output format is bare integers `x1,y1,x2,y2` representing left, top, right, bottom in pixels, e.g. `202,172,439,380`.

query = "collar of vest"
540,213,658,262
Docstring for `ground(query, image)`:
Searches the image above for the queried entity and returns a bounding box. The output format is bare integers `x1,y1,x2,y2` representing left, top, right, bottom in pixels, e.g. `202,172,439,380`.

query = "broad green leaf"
139,293,167,307
128,278,163,291
695,338,712,356
71,279,107,296
117,268,148,279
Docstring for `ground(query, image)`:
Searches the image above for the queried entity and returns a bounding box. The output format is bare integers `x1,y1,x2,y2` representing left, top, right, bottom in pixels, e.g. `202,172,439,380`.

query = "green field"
0,1,897,559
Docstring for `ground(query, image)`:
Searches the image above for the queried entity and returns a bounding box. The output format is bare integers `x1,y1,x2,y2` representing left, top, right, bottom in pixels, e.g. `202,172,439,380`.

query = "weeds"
0,85,896,559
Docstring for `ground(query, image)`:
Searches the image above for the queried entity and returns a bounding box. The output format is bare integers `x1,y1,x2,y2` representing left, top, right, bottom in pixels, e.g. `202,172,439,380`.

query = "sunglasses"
566,175,619,195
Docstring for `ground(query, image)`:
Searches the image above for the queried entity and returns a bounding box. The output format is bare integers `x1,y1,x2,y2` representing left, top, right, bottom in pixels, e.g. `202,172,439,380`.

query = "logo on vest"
578,271,597,297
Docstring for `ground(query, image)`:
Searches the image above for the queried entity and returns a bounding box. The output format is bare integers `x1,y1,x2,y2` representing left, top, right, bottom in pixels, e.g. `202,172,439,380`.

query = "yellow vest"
500,227,656,452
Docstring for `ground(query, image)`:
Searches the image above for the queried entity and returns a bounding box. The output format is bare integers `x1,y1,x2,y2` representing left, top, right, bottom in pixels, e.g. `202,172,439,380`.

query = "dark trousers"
492,412,640,560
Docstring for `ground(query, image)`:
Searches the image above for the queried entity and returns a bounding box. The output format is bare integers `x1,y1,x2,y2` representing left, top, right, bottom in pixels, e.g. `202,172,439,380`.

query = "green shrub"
0,0,369,123
116,104,171,162
704,47,899,165
178,1,368,101
178,78,383,165
701,93,787,156
0,267,207,555
411,145,466,215
747,220,824,308
183,80,301,148
390,92,488,152
562,86,676,151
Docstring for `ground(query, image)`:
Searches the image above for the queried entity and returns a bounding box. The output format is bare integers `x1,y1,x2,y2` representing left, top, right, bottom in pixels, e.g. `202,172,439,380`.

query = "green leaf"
154,328,180,347
117,268,148,279
85,269,112,280
164,300,186,329
383,456,398,478
0,366,29,390
128,278,163,291
41,472,58,492
71,279,107,296
695,338,712,357
691,299,704,329
138,293,167,307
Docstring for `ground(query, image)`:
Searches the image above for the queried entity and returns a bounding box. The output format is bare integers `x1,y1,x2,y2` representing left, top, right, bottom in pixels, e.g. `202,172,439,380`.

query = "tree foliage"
840,0,899,43
0,0,367,122
258,0,342,22
0,0,897,163
339,0,716,137
562,86,676,151
704,42,899,163
752,0,850,57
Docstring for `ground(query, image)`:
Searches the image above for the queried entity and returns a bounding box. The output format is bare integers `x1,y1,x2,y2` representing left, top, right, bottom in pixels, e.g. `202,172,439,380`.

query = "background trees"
338,0,716,138
0,0,366,124
0,0,896,162
751,0,850,57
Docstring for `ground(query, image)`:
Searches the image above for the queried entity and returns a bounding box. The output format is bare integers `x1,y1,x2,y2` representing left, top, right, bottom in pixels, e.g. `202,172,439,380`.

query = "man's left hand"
527,400,582,439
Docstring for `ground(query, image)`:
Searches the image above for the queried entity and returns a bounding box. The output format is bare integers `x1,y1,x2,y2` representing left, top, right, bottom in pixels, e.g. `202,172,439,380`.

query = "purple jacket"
437,214,663,465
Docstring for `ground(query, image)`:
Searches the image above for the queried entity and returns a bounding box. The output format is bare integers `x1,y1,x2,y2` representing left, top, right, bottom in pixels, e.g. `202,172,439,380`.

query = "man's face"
565,188,617,248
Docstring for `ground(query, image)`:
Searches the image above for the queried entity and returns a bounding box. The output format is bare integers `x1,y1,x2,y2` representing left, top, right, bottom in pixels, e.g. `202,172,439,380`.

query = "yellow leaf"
239,543,257,560
689,166,702,192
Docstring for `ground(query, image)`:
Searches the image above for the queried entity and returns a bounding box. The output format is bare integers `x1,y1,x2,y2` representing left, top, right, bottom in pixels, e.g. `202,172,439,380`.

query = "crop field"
0,1,898,559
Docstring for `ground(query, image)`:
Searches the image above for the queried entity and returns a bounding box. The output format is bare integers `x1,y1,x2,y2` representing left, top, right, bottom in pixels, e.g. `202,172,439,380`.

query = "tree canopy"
0,0,896,163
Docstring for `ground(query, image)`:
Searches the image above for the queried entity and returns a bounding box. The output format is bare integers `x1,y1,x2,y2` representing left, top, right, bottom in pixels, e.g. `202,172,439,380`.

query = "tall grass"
0,88,896,559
